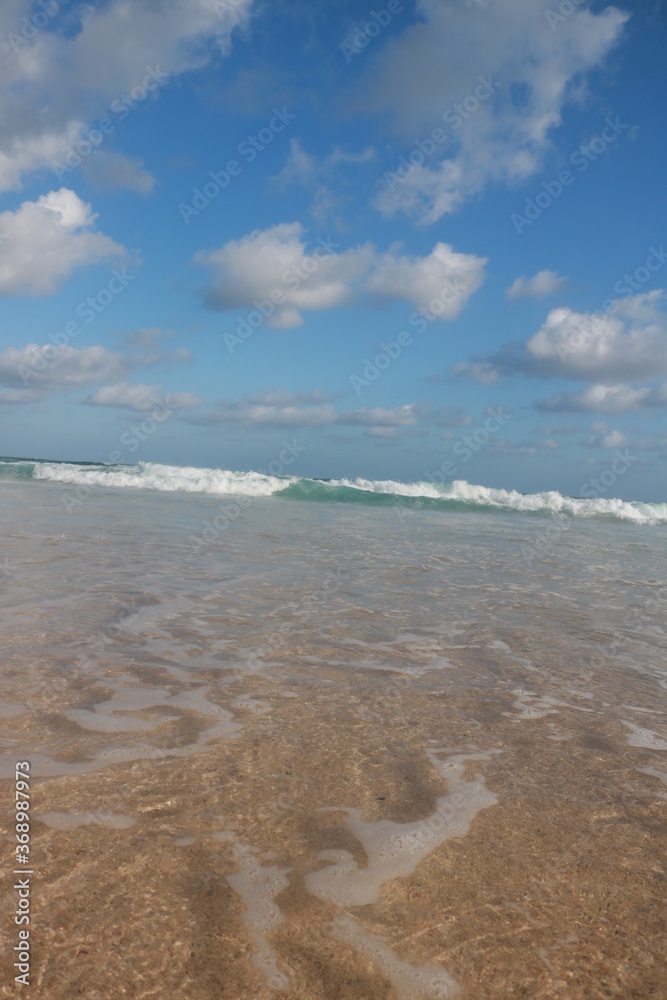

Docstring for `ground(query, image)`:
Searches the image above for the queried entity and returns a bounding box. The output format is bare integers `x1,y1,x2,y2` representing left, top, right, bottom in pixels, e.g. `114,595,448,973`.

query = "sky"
0,0,666,500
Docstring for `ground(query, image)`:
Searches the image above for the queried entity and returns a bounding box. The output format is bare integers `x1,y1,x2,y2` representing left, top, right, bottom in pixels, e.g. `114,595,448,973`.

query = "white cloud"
191,389,336,427
537,383,667,414
192,392,424,430
366,0,629,223
451,360,500,385
0,124,84,198
274,139,375,189
457,292,667,384
0,344,130,392
197,222,486,327
506,269,568,299
82,152,155,195
274,139,319,187
274,139,376,222
456,291,667,414
0,0,255,191
364,242,486,317
197,224,367,325
522,293,667,381
0,387,37,405
0,189,124,296
342,404,420,427
0,334,194,404
84,382,202,411
194,400,337,428
586,422,628,449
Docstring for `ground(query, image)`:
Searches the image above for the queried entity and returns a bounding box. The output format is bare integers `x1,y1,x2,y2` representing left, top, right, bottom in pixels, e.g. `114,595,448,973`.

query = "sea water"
0,458,665,997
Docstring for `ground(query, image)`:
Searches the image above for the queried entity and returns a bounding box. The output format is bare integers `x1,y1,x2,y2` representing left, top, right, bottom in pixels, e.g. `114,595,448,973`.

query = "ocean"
1,456,665,998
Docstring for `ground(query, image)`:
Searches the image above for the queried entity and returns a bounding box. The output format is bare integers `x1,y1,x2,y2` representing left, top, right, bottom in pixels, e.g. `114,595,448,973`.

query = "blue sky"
1,0,666,499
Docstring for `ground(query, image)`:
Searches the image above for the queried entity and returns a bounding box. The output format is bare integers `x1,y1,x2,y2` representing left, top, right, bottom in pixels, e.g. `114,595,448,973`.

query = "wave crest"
31,461,291,497
1,458,665,524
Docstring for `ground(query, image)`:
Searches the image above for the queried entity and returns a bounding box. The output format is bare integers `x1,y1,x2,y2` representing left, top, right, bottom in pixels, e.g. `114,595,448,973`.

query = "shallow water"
0,476,665,998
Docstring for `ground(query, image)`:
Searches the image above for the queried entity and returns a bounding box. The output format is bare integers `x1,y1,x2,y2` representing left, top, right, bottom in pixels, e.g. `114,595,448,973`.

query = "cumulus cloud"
363,242,486,316
366,0,628,223
0,344,130,392
0,189,124,296
520,294,667,382
197,224,367,326
456,292,667,384
586,422,628,449
455,291,667,414
82,152,155,195
0,0,255,192
506,269,568,299
0,333,194,405
196,222,486,327
84,382,202,411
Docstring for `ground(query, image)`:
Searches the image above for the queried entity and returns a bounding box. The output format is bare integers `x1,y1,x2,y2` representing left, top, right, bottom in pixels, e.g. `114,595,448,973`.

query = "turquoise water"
1,456,666,522
0,468,665,782
1,464,665,996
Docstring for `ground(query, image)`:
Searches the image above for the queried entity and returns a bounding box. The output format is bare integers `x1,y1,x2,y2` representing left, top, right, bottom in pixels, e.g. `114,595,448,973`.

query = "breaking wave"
1,457,665,524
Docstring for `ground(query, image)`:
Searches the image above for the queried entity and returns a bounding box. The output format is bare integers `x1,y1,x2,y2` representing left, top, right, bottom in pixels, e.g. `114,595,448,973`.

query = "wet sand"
1,619,666,998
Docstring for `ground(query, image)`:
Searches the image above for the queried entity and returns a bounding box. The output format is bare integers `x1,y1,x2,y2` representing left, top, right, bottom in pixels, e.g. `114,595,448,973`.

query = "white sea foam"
1,678,243,779
231,696,273,715
32,461,291,497
504,691,594,721
63,676,241,739
333,913,460,999
22,459,667,522
330,476,667,523
638,766,667,799
0,701,28,718
226,844,291,993
621,721,667,750
174,834,197,846
488,640,541,674
212,829,236,842
306,749,498,908
37,810,136,830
